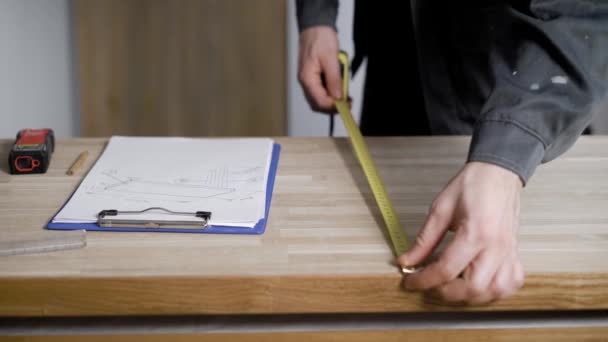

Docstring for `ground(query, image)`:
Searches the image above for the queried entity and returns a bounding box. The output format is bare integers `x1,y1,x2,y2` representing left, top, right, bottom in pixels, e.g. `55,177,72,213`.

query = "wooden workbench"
1,137,608,339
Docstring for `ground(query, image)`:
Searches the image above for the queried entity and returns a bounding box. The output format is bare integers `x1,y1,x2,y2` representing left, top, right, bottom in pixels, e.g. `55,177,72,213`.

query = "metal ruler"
335,51,416,273
0,230,86,256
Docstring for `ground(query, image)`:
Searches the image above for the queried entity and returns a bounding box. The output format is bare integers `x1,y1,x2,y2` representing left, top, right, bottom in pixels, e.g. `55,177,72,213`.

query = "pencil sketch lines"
82,166,265,204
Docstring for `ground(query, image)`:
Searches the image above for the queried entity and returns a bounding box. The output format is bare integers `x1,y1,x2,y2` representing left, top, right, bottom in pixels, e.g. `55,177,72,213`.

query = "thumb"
320,54,343,100
398,203,453,268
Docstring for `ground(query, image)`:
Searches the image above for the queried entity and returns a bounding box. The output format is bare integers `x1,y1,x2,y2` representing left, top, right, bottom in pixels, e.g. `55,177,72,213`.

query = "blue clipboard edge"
46,143,281,235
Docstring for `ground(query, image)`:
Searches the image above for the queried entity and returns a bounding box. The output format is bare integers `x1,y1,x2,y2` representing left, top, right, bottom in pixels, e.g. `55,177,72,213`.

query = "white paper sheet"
53,137,274,228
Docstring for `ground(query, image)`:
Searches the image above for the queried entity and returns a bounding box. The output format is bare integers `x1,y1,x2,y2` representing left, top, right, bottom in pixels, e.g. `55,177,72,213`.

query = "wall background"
0,0,606,138
0,0,77,138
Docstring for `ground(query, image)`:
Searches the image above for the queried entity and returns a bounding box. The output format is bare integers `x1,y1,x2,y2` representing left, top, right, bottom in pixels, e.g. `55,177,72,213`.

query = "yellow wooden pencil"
67,151,89,175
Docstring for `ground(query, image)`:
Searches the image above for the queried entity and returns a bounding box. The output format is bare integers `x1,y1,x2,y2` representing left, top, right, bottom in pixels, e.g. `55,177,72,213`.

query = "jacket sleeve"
295,0,339,32
467,0,608,184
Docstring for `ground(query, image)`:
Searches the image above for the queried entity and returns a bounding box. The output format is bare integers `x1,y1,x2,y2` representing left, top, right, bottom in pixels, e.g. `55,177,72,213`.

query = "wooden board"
3,328,608,342
1,137,608,316
74,0,286,137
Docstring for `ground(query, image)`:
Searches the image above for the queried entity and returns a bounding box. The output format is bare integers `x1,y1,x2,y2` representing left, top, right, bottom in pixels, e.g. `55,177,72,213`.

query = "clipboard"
46,144,280,235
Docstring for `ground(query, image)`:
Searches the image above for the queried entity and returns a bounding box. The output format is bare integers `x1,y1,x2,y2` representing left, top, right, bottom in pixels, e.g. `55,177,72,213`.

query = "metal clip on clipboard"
97,207,212,229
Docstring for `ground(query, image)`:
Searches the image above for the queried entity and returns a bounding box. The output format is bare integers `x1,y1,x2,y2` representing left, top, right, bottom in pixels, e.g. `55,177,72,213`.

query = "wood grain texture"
74,0,286,137
1,137,608,316
2,274,608,316
3,328,608,342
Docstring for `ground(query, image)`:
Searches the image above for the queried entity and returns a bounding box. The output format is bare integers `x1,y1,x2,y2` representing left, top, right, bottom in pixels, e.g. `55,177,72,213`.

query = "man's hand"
398,162,525,305
298,26,342,113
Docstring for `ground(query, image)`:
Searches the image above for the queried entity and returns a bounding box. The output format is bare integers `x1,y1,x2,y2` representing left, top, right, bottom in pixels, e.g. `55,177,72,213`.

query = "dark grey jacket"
297,0,608,184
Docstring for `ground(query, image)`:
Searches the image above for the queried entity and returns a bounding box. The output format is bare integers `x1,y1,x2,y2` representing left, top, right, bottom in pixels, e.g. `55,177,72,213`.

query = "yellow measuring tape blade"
335,51,412,265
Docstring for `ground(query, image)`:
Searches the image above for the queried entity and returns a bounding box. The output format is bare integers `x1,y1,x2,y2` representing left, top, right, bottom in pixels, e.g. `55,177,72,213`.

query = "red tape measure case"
9,129,54,174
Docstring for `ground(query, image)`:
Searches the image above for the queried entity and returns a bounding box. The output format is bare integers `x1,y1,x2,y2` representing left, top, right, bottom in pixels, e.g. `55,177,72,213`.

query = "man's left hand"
398,161,525,305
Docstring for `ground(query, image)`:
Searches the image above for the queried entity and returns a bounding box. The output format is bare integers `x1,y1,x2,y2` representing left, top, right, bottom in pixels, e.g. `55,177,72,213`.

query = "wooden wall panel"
74,0,286,137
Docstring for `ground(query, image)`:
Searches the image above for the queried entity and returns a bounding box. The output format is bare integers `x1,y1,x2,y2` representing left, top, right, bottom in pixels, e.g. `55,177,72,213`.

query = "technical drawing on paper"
51,137,274,226
81,166,265,204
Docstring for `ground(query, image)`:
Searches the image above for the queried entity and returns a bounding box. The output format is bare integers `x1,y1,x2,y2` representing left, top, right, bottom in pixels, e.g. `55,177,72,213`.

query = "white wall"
287,0,366,137
0,0,76,138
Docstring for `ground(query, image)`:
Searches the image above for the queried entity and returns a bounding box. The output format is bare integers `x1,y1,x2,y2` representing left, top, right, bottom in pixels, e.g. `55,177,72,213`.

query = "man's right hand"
298,26,342,114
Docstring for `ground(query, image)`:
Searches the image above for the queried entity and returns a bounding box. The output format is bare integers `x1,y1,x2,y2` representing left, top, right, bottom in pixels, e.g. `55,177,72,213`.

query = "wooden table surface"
1,137,608,317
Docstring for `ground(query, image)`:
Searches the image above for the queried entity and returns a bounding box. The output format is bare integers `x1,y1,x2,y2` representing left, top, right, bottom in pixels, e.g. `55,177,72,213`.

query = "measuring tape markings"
335,51,417,273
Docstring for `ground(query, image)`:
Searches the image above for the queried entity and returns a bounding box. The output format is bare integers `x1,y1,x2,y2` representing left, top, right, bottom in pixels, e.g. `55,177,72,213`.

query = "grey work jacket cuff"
296,2,338,32
467,119,546,185
298,17,337,32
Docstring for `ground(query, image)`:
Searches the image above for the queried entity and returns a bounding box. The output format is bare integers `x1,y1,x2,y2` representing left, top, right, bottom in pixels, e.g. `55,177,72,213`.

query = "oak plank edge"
1,273,607,317
3,328,608,342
